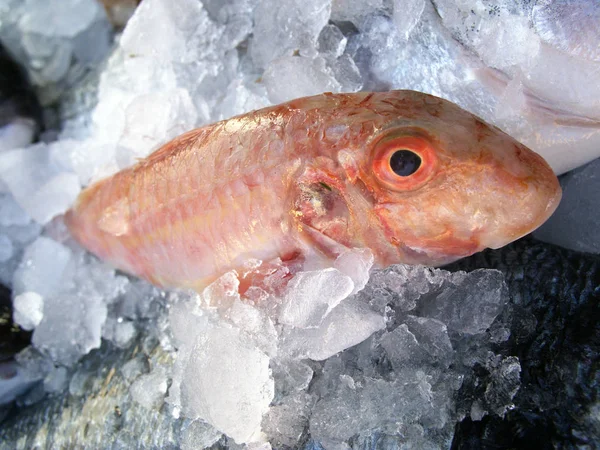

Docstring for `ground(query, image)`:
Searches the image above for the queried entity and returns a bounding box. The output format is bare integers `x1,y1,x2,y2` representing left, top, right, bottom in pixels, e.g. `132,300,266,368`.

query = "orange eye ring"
372,134,438,191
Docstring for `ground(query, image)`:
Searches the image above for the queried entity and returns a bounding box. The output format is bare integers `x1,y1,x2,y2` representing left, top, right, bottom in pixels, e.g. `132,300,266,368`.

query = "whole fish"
65,91,561,291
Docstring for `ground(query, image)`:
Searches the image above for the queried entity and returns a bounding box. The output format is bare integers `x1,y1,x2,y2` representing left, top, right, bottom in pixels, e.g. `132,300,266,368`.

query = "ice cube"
32,291,107,366
0,144,80,224
392,0,425,39
417,269,508,335
317,24,347,58
18,0,103,39
0,194,32,227
333,248,373,295
102,317,137,348
249,0,332,68
181,419,223,450
12,236,72,298
263,56,341,104
116,89,198,168
130,366,169,409
262,392,315,447
120,354,151,382
380,316,453,371
43,366,69,393
12,291,44,331
120,0,222,64
278,268,354,328
281,297,386,360
331,0,386,29
484,356,521,416
0,120,36,152
271,358,314,396
180,321,274,444
0,235,13,263
217,75,271,120
226,299,278,357
331,54,363,92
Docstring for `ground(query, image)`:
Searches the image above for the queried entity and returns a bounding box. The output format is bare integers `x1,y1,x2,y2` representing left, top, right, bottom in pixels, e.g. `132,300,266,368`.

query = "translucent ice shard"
250,0,332,68
0,144,81,225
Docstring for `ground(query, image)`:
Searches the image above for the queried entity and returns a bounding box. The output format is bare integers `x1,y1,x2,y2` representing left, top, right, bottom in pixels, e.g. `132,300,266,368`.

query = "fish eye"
372,132,437,191
390,150,421,177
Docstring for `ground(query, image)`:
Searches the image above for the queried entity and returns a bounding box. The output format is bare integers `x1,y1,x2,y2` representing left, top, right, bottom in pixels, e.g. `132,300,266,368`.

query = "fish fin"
523,93,600,129
298,223,351,261
475,66,600,128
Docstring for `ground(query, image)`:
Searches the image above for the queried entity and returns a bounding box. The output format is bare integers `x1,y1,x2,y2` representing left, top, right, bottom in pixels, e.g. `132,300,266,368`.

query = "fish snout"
480,144,562,249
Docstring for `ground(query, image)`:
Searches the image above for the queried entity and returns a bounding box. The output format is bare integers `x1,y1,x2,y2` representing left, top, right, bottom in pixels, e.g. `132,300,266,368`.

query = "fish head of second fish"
291,91,562,267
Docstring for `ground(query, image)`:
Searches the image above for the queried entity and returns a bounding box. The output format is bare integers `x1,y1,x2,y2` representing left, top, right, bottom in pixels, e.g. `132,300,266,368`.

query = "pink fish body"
65,91,561,290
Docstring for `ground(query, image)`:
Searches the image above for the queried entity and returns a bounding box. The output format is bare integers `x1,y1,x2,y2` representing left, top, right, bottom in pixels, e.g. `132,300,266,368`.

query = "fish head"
297,91,562,266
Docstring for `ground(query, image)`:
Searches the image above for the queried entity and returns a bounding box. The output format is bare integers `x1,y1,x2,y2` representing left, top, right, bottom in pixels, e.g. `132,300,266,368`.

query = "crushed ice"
0,0,598,447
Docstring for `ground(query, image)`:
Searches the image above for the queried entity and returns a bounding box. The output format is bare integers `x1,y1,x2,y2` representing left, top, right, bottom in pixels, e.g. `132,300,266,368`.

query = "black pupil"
390,150,421,177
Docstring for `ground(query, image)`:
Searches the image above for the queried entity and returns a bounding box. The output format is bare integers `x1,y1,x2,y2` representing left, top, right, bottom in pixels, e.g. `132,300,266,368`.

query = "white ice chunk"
0,119,36,152
331,0,385,29
131,367,169,409
262,392,315,447
120,0,222,64
392,0,425,39
182,420,223,450
0,193,33,227
250,0,332,68
116,89,198,168
333,248,373,295
181,321,274,444
417,269,508,335
217,75,271,120
43,366,69,393
379,316,453,371
281,297,385,360
263,56,341,104
279,268,354,328
317,24,347,58
13,236,72,298
227,299,278,357
102,317,137,348
19,0,103,38
202,270,241,310
0,235,13,262
0,144,80,224
331,54,363,92
32,291,107,366
271,358,314,396
13,291,44,331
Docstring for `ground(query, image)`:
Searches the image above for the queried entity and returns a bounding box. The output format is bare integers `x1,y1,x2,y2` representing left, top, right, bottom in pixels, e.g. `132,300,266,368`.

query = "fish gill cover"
0,0,598,449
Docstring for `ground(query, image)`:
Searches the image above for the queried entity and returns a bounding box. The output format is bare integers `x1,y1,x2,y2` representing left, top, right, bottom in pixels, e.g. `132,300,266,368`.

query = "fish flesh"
65,90,561,291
